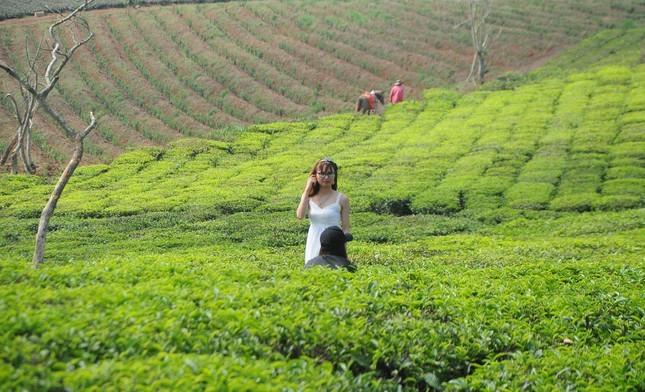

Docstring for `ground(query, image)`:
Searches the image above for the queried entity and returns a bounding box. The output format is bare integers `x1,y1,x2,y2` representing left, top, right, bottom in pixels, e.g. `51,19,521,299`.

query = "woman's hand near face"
297,174,316,219
305,174,316,192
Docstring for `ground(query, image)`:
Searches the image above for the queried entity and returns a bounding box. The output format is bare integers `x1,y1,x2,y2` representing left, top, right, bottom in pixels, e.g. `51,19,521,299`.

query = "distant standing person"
305,226,356,272
296,158,350,264
390,80,404,104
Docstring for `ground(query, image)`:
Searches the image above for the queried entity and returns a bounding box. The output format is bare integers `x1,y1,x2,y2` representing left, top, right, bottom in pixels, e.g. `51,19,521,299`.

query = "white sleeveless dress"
305,192,343,263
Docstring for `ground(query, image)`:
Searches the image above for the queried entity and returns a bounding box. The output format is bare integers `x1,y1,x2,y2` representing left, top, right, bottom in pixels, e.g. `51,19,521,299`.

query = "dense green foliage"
0,0,642,169
1,26,644,392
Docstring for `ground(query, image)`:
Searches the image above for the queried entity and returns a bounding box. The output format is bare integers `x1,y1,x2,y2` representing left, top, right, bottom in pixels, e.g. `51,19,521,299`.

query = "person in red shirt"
389,80,404,104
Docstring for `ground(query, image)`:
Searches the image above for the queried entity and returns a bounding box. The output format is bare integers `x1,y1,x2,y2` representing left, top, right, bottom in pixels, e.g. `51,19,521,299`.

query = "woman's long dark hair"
318,242,348,258
308,158,338,197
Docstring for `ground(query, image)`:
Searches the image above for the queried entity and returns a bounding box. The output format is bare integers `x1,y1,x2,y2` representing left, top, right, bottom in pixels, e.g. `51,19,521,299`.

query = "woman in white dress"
296,158,351,264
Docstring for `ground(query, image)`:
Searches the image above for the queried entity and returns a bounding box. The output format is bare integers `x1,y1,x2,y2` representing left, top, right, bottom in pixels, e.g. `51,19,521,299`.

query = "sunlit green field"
1,28,644,390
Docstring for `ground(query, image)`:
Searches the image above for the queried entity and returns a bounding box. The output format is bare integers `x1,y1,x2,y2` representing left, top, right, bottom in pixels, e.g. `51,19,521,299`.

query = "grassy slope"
0,0,642,173
0,27,643,390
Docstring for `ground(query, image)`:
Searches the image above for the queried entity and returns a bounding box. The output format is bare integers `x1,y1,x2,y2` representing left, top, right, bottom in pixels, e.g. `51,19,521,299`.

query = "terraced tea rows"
0,26,643,390
0,0,642,170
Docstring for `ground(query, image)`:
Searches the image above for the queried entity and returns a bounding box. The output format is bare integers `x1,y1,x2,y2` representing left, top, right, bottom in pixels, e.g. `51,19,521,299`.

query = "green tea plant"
1,24,644,392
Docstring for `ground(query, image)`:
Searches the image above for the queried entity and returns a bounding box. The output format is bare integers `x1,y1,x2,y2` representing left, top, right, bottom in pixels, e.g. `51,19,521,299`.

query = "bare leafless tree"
1,93,36,173
456,0,502,85
0,0,97,267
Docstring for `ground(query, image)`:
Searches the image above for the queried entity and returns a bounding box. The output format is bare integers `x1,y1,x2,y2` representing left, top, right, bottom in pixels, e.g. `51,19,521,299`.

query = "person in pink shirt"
389,80,404,104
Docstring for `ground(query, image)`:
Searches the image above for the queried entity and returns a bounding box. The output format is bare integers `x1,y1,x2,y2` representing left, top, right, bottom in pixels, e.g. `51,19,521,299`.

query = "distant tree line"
0,0,236,21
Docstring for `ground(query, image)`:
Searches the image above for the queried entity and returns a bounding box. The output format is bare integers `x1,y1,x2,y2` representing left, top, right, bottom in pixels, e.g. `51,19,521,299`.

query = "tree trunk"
26,125,36,173
33,132,86,268
1,134,18,166
10,154,18,174
477,50,486,84
17,123,32,174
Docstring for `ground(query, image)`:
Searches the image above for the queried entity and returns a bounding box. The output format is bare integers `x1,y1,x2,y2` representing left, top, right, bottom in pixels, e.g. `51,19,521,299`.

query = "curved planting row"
99,15,215,137
255,1,389,93
199,6,317,107
0,22,127,166
239,5,372,104
264,1,415,83
219,4,353,107
68,31,180,145
276,0,435,83
125,13,245,126
123,9,272,124
166,6,309,117
145,7,295,120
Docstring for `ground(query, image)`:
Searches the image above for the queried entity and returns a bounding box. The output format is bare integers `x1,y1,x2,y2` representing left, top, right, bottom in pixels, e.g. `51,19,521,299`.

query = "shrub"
551,193,600,212
619,110,645,127
0,174,46,195
505,182,555,210
469,177,514,196
168,137,230,152
615,123,645,143
411,188,463,215
231,132,271,155
610,157,643,168
605,166,645,179
112,147,164,165
595,195,642,210
602,178,645,196
456,343,642,391
610,142,645,159
369,197,412,216
71,165,110,184
248,122,315,135
596,65,632,85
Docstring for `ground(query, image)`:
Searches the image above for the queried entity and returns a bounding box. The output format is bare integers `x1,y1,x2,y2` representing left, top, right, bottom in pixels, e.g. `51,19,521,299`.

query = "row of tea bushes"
1,214,642,390
1,25,643,390
1,64,642,222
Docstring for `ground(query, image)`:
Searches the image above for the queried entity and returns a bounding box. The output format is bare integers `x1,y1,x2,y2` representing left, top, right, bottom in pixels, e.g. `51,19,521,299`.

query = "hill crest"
0,0,642,173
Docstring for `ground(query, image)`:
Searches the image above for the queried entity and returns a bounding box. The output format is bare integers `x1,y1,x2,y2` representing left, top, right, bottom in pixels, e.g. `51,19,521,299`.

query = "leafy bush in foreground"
1,30,644,390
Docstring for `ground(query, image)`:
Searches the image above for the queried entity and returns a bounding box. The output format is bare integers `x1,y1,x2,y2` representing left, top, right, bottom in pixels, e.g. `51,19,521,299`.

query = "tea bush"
1,31,644,390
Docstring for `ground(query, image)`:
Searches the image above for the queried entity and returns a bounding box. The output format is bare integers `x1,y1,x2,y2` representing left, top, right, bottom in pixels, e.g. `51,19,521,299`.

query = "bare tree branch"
80,111,97,138
464,0,500,85
453,19,471,29
6,94,23,125
0,135,18,168
44,5,94,97
0,61,38,97
1,0,98,266
37,97,78,139
33,113,96,268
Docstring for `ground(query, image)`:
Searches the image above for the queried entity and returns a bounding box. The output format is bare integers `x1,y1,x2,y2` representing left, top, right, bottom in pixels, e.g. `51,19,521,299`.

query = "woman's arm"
296,191,309,219
296,175,316,219
340,194,350,233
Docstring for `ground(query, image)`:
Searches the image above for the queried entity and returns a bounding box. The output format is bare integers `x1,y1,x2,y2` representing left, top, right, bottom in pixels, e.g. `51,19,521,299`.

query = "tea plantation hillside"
1,0,643,172
1,29,644,390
